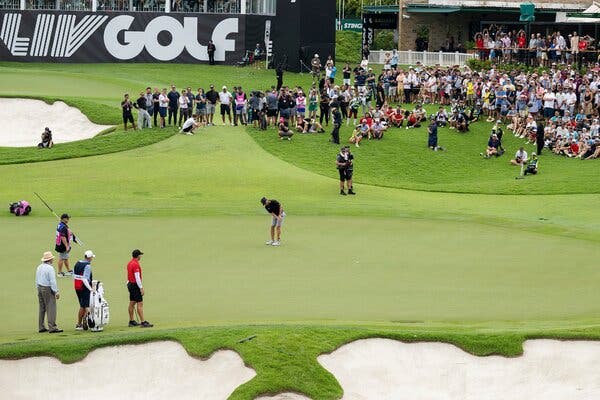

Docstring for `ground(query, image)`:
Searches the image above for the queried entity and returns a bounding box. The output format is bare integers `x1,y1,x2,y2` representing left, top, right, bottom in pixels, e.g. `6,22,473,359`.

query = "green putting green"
0,62,599,400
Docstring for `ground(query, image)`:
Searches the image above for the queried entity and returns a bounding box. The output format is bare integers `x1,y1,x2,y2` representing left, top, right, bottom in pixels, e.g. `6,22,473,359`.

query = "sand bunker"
0,341,255,400
318,339,600,399
0,98,112,147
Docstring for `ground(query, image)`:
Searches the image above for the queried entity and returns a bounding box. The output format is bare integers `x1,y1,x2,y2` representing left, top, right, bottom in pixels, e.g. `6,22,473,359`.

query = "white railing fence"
368,50,477,67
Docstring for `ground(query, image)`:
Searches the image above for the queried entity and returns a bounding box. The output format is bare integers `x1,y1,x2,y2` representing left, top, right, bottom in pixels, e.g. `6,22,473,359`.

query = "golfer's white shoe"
272,241,281,246
265,240,274,245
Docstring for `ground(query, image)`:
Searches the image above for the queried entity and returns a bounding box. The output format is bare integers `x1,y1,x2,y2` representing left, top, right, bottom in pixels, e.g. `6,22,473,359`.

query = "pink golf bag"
9,200,31,216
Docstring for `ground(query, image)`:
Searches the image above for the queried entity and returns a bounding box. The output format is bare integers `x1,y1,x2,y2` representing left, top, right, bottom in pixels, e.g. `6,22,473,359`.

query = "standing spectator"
55,213,75,277
152,87,161,128
570,32,580,65
536,122,545,155
134,91,151,129
260,197,286,246
207,40,216,65
336,146,355,195
205,84,219,126
311,54,321,84
144,87,154,127
73,250,95,331
167,85,180,126
195,88,207,125
266,87,279,126
121,94,136,131
219,86,233,125
127,249,153,328
158,88,168,128
178,88,190,127
331,102,342,144
36,251,62,333
276,64,284,90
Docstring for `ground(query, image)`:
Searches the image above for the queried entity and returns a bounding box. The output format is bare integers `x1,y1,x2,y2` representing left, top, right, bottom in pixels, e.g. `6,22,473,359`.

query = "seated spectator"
278,117,293,140
38,127,53,149
510,146,528,165
481,133,502,158
524,153,539,175
390,107,404,127
371,119,386,140
435,107,448,127
405,111,419,129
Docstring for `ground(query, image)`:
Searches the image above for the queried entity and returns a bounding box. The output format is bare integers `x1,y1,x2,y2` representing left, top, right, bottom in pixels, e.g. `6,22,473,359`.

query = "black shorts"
123,113,134,124
183,124,193,132
220,104,231,115
76,289,90,308
127,282,143,302
267,109,278,117
338,168,353,181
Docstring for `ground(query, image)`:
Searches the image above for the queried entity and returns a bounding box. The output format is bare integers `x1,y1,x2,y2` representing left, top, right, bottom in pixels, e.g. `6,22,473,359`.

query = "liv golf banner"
0,11,245,63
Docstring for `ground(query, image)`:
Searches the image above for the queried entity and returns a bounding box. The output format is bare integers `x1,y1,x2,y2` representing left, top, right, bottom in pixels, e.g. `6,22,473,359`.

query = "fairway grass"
1,62,600,399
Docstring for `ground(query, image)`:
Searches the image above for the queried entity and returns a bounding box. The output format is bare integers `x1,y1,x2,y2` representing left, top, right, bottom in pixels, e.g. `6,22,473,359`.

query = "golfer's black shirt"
206,90,219,104
265,200,281,215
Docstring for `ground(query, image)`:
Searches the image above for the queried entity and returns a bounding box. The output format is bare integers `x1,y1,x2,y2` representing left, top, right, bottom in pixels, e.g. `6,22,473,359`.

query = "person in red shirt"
126,249,153,328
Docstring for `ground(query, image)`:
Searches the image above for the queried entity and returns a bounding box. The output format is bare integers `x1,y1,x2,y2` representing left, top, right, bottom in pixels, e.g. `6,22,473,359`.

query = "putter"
515,162,525,180
34,192,85,246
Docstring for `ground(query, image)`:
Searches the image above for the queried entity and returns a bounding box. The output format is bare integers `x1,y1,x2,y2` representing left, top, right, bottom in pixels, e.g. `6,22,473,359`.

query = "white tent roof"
556,2,600,22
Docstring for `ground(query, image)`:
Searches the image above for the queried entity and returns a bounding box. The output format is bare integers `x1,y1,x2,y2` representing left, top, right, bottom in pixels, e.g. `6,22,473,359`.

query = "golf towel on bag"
88,280,110,332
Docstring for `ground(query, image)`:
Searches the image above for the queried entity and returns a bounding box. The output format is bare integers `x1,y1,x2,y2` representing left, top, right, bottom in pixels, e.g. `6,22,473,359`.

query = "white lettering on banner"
0,12,239,61
104,16,239,61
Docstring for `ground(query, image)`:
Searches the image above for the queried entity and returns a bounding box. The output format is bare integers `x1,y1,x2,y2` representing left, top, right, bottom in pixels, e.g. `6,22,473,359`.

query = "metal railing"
0,0,21,9
368,50,478,67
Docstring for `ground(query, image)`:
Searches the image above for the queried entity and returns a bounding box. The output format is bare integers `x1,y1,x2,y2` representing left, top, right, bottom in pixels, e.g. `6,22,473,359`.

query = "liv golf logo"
0,12,239,61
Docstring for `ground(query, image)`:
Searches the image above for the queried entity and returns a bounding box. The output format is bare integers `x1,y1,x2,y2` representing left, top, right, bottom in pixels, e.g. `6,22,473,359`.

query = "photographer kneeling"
278,117,293,140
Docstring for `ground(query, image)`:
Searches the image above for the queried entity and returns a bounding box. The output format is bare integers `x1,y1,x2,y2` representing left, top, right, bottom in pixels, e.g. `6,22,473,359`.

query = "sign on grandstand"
0,11,244,63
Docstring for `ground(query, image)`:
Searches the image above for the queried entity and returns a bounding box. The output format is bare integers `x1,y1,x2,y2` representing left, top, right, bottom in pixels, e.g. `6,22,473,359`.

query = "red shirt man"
126,249,153,328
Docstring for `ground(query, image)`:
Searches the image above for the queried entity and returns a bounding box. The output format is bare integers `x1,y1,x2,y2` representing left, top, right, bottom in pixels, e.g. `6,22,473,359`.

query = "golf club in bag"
34,192,85,246
87,280,110,332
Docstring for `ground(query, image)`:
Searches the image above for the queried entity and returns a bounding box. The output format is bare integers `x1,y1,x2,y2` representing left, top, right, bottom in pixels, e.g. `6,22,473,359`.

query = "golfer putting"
261,197,285,246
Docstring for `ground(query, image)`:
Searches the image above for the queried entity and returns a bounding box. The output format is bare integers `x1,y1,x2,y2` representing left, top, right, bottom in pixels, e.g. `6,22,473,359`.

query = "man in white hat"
73,250,96,331
35,251,62,333
218,86,233,126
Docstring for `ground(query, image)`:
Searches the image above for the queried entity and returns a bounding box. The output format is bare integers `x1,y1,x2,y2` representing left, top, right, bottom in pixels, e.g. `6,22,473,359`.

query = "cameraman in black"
335,146,355,195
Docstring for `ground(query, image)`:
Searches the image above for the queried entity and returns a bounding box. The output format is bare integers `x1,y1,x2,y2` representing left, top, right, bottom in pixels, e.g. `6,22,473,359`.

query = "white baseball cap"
222,85,227,90
84,250,95,258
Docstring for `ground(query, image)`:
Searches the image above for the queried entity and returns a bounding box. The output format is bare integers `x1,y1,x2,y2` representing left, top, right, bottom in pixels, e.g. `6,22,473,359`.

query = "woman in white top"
178,89,190,126
158,88,169,128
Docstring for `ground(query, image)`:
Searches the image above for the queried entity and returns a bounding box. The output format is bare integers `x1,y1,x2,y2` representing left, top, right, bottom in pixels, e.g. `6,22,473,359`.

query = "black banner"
0,11,246,63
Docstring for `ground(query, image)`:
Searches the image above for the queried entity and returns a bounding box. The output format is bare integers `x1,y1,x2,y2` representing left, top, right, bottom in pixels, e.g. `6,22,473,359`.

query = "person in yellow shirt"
466,80,475,107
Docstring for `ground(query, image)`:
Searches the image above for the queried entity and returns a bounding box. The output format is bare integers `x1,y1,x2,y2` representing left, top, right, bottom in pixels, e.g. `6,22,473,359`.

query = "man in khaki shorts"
261,197,285,246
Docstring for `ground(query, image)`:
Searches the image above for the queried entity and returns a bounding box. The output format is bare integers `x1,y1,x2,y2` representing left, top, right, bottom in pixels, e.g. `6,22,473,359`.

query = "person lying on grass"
296,116,324,133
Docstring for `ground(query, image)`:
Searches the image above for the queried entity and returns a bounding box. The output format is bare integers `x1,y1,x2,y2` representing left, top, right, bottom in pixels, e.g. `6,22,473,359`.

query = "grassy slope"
0,63,600,399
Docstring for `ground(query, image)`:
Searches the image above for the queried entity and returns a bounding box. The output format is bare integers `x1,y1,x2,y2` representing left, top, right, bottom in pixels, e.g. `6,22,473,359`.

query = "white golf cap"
84,250,95,258
222,85,227,90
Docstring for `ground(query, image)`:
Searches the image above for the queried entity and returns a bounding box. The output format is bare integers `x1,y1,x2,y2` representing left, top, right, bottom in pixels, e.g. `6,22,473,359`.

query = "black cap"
60,213,70,219
132,249,144,258
260,197,267,205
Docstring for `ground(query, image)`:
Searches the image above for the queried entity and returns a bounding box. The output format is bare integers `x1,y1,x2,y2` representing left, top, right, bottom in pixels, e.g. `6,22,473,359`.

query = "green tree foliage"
336,0,398,18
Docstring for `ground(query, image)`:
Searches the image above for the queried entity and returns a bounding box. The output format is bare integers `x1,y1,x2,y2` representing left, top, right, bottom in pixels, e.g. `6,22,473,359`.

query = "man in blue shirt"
36,251,63,333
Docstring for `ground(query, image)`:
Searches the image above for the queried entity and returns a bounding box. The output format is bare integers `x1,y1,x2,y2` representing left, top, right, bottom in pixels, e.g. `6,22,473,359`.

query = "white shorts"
271,211,286,227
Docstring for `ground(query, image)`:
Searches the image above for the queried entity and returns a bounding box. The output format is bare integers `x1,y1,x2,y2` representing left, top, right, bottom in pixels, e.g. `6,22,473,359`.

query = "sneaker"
48,329,63,333
479,152,484,157
185,132,193,135
287,137,292,141
348,189,356,195
271,241,280,246
140,321,154,328
355,142,360,148
39,328,48,333
128,320,140,327
82,317,88,331
265,240,274,245
57,272,65,278
340,190,347,195
75,324,83,331
64,270,73,276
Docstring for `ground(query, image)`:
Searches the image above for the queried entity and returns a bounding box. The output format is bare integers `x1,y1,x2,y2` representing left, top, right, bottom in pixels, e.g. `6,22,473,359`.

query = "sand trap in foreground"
318,339,600,399
0,341,255,400
0,98,112,147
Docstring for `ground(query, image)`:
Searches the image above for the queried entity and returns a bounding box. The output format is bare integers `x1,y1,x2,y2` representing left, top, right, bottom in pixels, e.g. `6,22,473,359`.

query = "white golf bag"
88,280,110,332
